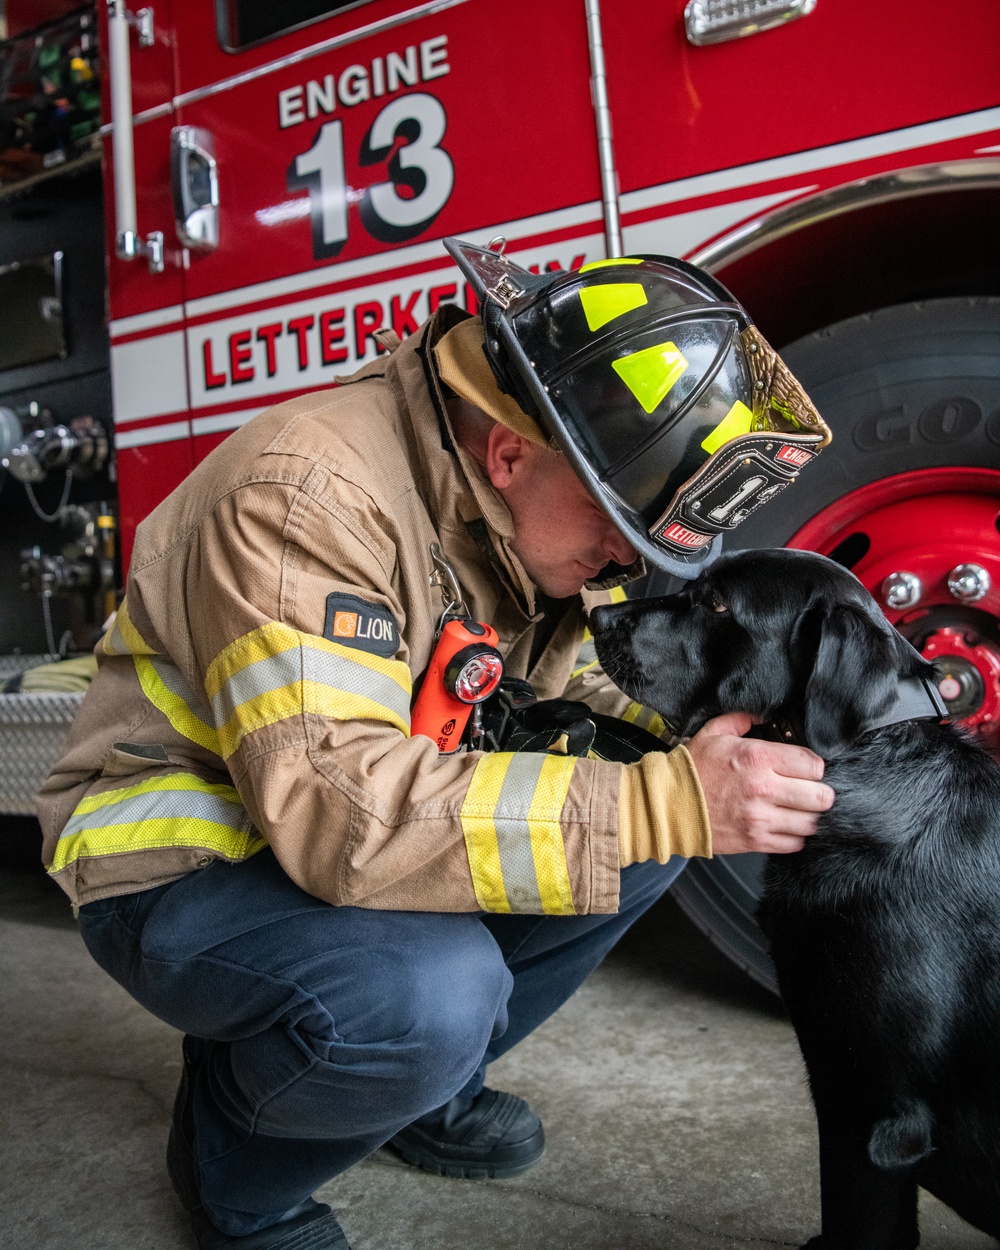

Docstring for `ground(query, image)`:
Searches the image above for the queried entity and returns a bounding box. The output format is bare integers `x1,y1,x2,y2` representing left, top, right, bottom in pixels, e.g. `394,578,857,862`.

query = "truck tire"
649,298,1000,994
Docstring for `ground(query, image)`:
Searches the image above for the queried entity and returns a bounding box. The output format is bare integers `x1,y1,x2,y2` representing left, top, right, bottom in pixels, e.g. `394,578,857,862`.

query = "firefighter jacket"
37,307,710,914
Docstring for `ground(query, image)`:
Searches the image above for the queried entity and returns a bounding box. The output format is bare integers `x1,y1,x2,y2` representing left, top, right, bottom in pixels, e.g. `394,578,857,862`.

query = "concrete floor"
1,823,994,1250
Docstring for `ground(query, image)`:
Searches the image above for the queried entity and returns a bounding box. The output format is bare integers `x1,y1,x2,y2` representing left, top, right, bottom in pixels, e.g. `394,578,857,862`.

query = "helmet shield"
444,238,830,578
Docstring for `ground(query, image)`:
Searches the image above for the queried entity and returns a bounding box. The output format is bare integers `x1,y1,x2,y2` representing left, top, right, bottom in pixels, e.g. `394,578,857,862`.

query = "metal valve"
19,505,117,601
1,412,109,483
881,571,922,610
947,563,991,603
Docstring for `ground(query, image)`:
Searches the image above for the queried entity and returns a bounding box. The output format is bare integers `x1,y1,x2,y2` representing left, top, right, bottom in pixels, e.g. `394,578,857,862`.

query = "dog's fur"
591,547,1000,1250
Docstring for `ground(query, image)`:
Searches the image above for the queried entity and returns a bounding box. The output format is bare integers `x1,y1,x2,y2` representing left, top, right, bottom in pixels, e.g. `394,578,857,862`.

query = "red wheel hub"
919,627,1000,731
789,468,1000,752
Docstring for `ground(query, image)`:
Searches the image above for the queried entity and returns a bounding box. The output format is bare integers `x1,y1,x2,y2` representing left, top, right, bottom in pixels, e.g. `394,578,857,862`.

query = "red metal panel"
170,0,423,93
603,0,1000,194
98,0,185,320
102,117,187,321
173,0,598,298
115,438,195,569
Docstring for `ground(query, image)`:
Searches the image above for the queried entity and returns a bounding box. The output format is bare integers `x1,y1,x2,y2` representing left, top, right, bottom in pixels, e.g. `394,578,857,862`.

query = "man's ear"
484,423,533,491
803,603,907,757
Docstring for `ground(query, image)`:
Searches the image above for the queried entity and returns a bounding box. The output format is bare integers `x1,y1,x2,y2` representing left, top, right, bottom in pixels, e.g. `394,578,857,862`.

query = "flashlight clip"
429,542,470,636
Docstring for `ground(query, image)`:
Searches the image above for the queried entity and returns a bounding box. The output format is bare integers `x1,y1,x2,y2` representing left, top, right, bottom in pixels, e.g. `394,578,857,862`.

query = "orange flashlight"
411,619,504,754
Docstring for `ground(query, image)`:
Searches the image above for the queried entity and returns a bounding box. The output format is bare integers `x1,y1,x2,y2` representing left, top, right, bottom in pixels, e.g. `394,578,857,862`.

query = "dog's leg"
805,1115,921,1250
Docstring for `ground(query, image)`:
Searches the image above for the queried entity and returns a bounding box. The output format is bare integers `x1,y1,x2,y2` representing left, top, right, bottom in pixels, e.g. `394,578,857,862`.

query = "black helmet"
444,237,831,579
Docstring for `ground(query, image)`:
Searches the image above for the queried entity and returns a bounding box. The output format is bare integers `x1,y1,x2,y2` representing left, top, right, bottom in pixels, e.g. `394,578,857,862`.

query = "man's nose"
603,522,637,566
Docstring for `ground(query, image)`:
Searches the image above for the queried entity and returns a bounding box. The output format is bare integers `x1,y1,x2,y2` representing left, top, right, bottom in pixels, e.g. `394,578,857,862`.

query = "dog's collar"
866,673,949,730
765,674,948,748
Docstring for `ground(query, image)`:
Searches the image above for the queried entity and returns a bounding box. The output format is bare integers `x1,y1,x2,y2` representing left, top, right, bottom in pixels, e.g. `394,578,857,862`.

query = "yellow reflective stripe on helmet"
579,258,643,272
622,701,669,740
701,399,755,455
612,341,689,415
101,596,157,657
579,283,648,332
134,655,222,754
572,586,628,678
205,622,412,759
50,773,265,873
461,752,577,915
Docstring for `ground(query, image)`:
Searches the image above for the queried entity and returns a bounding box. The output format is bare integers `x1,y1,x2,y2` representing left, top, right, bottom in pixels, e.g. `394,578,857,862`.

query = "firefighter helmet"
444,237,831,579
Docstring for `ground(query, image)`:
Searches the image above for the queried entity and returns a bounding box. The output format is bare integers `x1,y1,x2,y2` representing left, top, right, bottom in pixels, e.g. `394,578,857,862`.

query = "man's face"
490,431,638,599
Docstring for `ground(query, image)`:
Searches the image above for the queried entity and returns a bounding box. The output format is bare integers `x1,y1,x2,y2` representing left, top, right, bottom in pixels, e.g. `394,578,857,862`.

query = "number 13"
288,93,455,259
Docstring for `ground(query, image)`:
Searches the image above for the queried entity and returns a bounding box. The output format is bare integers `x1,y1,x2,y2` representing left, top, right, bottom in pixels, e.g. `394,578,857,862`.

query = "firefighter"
38,239,834,1250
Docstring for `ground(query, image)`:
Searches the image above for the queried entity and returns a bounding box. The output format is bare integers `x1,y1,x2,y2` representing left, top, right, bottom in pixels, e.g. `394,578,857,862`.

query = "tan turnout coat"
38,309,699,915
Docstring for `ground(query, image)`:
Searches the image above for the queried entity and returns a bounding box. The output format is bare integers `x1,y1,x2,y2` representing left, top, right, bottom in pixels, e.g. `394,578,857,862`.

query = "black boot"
389,1087,544,1179
167,1038,350,1250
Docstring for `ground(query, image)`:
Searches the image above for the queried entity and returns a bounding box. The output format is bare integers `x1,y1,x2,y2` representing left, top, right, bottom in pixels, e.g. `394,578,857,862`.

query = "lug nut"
882,571,922,609
948,563,991,603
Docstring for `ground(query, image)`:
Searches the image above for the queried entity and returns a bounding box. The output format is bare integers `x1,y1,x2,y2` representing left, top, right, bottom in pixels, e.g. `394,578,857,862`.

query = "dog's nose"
589,605,613,635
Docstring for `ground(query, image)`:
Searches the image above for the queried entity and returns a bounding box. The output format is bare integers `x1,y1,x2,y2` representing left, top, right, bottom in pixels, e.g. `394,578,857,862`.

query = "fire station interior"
2,3,1000,1250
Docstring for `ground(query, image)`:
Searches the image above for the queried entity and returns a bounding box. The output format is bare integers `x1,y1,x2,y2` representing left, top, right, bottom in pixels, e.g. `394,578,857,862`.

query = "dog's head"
591,548,935,757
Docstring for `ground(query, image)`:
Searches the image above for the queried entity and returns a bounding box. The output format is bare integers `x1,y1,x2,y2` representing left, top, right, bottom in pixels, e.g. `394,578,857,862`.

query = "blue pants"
79,849,685,1236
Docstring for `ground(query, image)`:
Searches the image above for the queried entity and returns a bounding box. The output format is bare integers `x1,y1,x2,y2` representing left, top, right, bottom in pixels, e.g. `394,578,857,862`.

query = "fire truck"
1,0,998,986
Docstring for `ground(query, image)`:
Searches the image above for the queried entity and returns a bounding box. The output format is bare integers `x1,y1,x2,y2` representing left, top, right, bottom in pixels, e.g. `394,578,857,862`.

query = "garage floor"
1,825,993,1250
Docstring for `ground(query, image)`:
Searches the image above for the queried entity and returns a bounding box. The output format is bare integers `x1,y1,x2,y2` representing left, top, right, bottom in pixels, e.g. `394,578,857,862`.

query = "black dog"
591,547,1000,1250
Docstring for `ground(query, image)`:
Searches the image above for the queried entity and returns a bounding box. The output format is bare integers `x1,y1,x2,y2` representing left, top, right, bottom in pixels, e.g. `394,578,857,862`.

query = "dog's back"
762,717,1000,1242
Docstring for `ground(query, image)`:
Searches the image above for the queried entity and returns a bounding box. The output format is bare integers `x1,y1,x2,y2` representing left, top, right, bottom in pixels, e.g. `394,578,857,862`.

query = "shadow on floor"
0,814,76,929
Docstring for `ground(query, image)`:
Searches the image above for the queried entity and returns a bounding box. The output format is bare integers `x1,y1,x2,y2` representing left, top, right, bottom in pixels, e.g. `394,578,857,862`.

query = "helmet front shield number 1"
649,326,832,556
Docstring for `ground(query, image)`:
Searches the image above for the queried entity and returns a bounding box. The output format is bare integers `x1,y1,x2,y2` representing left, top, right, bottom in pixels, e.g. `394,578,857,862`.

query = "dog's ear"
803,603,909,756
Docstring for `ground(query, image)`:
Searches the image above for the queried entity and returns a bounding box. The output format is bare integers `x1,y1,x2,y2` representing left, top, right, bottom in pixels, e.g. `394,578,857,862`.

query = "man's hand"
685,712,834,855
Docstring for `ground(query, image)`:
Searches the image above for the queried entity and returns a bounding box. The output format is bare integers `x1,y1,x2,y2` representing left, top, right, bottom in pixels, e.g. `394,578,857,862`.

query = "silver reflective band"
210,641,412,735
684,0,817,46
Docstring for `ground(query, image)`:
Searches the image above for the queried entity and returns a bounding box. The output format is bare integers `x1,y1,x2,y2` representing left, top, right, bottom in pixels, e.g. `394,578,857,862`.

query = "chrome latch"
684,0,817,46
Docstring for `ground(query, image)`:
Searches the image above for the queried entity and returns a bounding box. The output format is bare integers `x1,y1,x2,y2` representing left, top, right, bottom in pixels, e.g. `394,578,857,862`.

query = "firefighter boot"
167,1038,351,1249
389,1087,545,1178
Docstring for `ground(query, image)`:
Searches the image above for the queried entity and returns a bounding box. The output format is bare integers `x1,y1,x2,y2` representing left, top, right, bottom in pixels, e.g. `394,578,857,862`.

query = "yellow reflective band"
215,681,411,758
461,753,577,915
50,773,266,873
206,622,301,698
622,701,669,740
579,258,643,272
461,754,514,913
206,621,412,759
578,283,648,332
701,399,755,455
134,655,222,754
612,342,689,414
102,596,157,657
609,586,628,603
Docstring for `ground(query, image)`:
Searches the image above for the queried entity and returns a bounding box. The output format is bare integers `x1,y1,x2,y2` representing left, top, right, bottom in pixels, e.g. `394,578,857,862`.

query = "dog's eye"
705,591,728,614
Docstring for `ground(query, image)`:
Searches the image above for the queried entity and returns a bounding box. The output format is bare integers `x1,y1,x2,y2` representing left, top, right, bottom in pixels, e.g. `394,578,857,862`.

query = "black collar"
764,674,948,749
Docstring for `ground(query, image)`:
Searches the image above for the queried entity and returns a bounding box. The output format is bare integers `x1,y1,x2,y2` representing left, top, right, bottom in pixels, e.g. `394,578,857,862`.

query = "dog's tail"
867,1103,934,1170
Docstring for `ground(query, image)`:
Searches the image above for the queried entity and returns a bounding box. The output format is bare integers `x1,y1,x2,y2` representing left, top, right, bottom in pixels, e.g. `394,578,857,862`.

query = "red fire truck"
1,0,998,984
